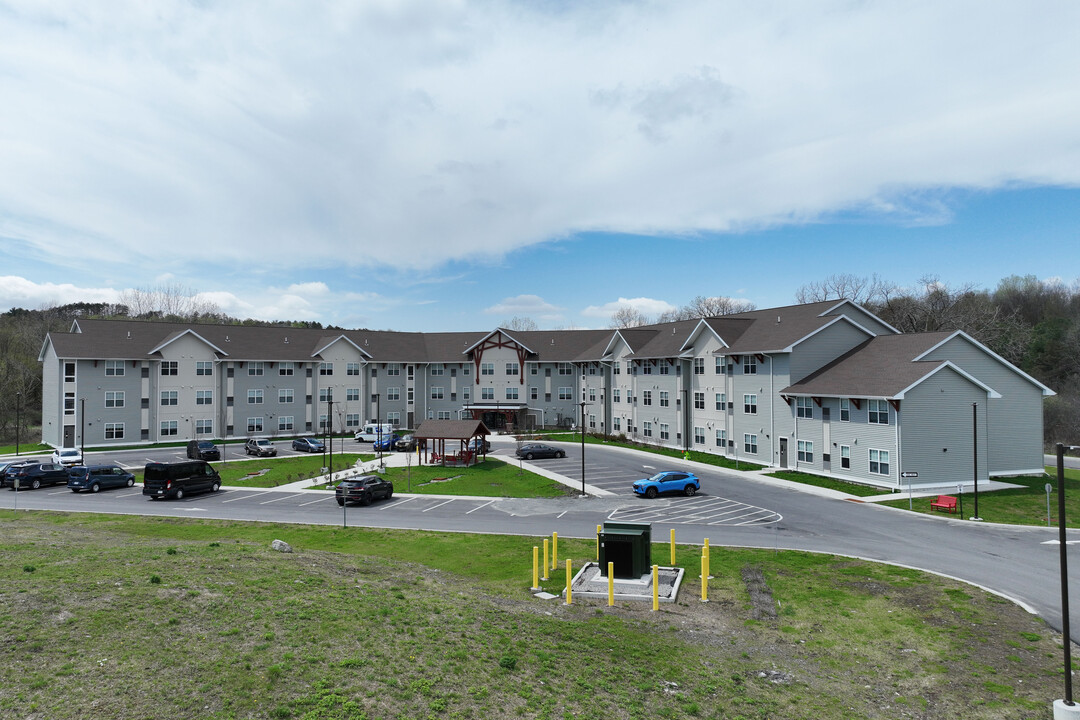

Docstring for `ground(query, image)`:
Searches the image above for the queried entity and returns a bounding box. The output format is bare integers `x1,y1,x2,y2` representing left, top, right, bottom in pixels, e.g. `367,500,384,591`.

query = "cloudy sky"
2,1,1078,330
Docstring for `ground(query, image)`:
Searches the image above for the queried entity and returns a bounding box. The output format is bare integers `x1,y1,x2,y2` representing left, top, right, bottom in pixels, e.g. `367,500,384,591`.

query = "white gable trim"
893,361,1000,400
149,329,229,357
678,318,729,353
781,315,875,353
312,335,372,359
912,330,1055,397
462,328,536,356
821,299,901,335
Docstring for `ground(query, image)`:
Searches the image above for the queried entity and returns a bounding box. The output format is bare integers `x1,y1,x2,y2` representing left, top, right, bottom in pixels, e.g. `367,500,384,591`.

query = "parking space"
608,494,781,526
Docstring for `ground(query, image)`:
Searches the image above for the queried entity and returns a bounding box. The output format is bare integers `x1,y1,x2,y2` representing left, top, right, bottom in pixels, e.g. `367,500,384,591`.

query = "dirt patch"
742,564,778,620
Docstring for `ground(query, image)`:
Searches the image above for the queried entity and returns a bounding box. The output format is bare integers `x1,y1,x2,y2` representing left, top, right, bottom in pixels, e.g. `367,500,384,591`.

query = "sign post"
901,471,918,511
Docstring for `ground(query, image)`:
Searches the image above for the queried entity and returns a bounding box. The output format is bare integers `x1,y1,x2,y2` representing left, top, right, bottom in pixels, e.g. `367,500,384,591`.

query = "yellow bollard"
542,539,549,581
565,559,572,605
532,546,540,590
705,538,713,579
596,524,602,561
652,564,659,611
607,562,614,607
552,532,558,571
701,554,709,603
670,528,676,566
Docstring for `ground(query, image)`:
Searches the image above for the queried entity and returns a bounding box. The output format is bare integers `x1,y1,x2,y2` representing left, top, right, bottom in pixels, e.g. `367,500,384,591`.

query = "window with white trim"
161,390,178,406
386,412,400,427
250,362,265,376
715,357,725,374
347,362,361,376
318,362,332,376
160,420,178,437
530,387,538,400
279,388,293,403
481,387,494,400
643,390,652,406
743,393,757,414
558,387,572,400
65,362,76,382
431,387,444,399
840,398,850,422
797,440,813,463
693,358,704,375
744,433,758,454
868,399,889,425
407,387,414,404
64,392,75,415
481,363,494,376
558,362,573,375
318,388,332,403
716,393,726,411
659,423,670,440
345,387,359,401
588,388,596,402
841,445,850,469
506,387,519,400
106,360,125,376
346,413,360,428
437,411,451,420
505,362,519,376
196,419,212,435
743,356,757,374
386,387,399,401
796,397,813,419
694,392,705,410
431,364,444,376
659,362,670,375
643,363,653,375
387,364,400,376
613,389,620,403
161,361,177,376
278,416,294,432
196,390,212,405
248,389,264,404
279,362,294,376
659,391,669,407
869,449,890,475
105,391,124,408
643,421,652,437
613,417,621,432
196,361,212,376
694,426,705,445
105,422,124,439
716,429,727,447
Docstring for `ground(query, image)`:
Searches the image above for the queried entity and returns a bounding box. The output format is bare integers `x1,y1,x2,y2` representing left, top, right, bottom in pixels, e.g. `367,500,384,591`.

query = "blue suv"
632,471,700,499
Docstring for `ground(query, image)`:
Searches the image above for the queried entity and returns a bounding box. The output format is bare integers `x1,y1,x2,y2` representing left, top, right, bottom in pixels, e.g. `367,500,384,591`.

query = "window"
196,419,213,435
798,440,813,463
613,389,621,403
431,387,444,400
105,422,124,439
431,364,444,376
481,363,494,376
716,429,727,447
160,420,178,437
370,367,378,378
65,362,76,382
530,387,538,400
642,391,652,406
161,391,178,406
279,362,294,376
407,365,414,379
715,393,726,411
463,387,470,400
506,387,519,400
481,387,494,400
558,362,573,376
643,364,653,375
105,360,125,376
868,399,889,424
694,426,705,445
387,412,400,426
660,391,669,407
840,398,850,422
437,411,452,420
841,445,850,469
64,392,75,415
196,390,213,405
249,417,264,433
407,387,414,404
385,387,399,401
278,416,294,432
796,397,814,419
279,389,294,403
694,392,705,410
558,387,572,400
743,394,757,414
347,362,360,376
249,362,265,376
161,361,178,376
643,421,653,438
318,362,333,376
105,391,125,408
660,423,670,440
744,433,758,454
318,388,333,403
743,356,757,374
505,362,519,376
589,388,596,402
869,449,890,475
248,389,264,404
693,358,704,375
387,364,400,376
613,363,620,375
659,362,670,375
715,357,725,374
613,417,621,432
346,413,360,428
195,361,212,376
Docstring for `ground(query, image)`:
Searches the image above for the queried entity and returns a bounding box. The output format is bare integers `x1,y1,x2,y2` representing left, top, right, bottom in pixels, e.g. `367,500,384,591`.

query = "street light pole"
972,402,982,521
15,392,20,456
79,398,85,458
1055,443,1078,710
578,400,589,496
327,398,333,484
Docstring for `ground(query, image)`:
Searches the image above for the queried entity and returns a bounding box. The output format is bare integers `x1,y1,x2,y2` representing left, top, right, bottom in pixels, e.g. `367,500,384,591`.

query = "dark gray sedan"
515,443,566,460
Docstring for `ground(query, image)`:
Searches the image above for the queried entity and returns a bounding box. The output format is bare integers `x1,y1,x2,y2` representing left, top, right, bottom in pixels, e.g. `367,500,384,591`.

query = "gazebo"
413,419,492,467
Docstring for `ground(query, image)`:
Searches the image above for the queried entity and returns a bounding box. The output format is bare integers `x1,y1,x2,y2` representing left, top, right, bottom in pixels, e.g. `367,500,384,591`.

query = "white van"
354,423,395,442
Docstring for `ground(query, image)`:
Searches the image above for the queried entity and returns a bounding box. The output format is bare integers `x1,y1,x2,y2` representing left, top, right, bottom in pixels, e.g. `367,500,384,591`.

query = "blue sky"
1,1,1078,331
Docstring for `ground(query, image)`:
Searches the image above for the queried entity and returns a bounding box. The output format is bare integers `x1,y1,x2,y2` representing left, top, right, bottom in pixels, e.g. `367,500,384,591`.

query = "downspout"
769,354,775,468
894,401,901,490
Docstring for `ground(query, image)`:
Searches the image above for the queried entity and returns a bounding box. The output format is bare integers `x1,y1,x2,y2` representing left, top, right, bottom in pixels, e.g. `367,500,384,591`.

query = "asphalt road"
4,439,1080,643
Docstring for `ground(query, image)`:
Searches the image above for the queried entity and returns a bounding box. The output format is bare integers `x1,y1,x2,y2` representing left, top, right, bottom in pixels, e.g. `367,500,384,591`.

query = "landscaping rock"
271,539,293,553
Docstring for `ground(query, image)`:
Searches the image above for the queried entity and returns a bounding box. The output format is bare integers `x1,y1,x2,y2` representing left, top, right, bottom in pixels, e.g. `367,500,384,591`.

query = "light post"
971,402,982,521
15,392,20,456
327,398,333,485
377,394,384,470
1054,443,1079,714
79,398,85,458
578,400,591,496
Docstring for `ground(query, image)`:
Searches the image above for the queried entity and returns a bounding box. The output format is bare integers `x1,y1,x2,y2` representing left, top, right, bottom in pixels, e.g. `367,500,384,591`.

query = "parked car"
468,437,491,454
68,464,136,493
244,438,277,457
186,440,221,461
51,447,83,466
515,443,565,460
142,460,221,500
393,434,417,452
373,433,397,452
292,437,325,453
1,461,36,488
632,471,701,498
5,462,70,490
335,475,394,506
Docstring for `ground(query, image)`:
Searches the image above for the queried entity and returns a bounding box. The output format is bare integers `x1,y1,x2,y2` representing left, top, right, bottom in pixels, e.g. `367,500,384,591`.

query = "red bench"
929,495,958,514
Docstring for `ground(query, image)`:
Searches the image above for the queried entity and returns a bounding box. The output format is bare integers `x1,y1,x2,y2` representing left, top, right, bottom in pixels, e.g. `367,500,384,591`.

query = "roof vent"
126,331,131,339
226,335,230,342
284,337,289,344
364,338,369,345
776,315,781,324
550,339,555,345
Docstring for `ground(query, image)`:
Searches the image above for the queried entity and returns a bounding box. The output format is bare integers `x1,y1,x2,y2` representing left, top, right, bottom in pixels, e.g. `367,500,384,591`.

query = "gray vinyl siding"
79,359,143,445
789,320,872,383
920,337,1045,474
40,343,61,447
824,303,898,337
900,368,988,486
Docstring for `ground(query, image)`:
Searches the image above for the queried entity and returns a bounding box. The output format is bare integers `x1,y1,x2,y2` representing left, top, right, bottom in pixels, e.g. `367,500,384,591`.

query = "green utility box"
599,521,652,579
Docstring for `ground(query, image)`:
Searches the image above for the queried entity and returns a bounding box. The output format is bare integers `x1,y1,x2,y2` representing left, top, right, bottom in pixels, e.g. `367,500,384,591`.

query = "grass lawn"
880,465,1080,527
532,432,767,472
310,458,576,498
764,470,886,497
1,512,1067,720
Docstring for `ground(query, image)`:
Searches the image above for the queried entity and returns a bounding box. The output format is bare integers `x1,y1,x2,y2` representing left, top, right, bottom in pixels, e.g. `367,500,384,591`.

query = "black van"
142,460,221,500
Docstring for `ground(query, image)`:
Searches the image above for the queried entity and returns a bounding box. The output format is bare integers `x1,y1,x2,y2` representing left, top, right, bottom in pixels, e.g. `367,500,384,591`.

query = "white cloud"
0,0,1076,287
0,276,122,310
581,297,677,319
483,294,562,316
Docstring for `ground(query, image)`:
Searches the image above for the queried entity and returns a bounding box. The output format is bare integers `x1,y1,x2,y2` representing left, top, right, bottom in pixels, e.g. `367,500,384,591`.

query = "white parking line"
260,493,306,505
466,499,496,514
422,498,456,512
221,491,271,503
299,496,334,507
117,491,142,498
732,510,782,525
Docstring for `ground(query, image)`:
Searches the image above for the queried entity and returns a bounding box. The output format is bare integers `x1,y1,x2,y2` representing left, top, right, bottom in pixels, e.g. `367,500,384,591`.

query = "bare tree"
684,295,756,317
119,283,223,322
502,316,538,331
796,274,892,306
610,306,650,328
